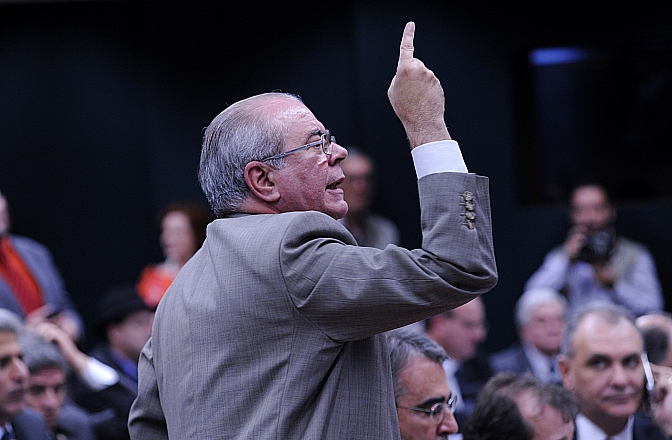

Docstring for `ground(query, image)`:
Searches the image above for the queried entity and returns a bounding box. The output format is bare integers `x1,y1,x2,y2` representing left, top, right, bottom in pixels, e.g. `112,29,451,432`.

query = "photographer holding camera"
525,182,663,318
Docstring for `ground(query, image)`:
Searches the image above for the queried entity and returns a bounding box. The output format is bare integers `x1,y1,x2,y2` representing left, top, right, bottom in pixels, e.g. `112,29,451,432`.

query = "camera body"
575,229,616,264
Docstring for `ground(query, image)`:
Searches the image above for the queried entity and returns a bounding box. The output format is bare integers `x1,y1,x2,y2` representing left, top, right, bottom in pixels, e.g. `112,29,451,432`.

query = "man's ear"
558,355,572,389
244,161,281,203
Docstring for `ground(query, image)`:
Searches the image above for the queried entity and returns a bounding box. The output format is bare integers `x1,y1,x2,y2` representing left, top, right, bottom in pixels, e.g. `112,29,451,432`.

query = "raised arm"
387,22,451,149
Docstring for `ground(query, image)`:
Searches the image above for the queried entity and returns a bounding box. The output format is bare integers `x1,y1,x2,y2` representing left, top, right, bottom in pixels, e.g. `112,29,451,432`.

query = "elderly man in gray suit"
129,22,498,439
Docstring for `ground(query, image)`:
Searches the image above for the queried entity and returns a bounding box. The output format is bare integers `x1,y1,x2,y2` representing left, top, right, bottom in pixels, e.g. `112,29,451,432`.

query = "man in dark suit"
129,22,498,439
0,191,82,343
426,295,492,427
490,287,566,383
0,309,50,440
559,302,666,440
70,286,153,440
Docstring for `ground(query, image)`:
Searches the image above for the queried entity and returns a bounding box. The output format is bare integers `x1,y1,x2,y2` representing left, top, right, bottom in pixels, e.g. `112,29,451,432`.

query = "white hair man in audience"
490,288,566,383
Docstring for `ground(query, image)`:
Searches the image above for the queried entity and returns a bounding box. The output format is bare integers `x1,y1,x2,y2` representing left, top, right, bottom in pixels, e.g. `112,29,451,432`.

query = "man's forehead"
574,316,642,355
0,331,20,354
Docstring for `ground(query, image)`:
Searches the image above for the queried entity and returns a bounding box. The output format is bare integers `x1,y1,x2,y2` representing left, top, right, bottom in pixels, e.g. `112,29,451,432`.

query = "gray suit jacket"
129,171,497,439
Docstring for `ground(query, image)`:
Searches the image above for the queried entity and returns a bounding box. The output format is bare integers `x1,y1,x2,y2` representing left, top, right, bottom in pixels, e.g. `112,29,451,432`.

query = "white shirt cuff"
80,358,120,391
411,140,468,179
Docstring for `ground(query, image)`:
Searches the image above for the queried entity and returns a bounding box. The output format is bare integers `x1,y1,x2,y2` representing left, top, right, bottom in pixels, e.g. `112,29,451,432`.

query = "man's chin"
329,202,348,220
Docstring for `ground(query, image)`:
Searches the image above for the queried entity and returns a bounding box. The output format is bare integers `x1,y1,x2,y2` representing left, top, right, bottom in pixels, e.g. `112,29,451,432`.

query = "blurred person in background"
0,190,82,343
490,288,566,383
20,332,95,440
136,200,211,308
0,308,49,439
525,181,663,318
337,147,400,249
426,297,492,427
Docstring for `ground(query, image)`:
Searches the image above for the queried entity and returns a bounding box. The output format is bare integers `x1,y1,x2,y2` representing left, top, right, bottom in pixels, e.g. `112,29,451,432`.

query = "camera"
575,229,615,264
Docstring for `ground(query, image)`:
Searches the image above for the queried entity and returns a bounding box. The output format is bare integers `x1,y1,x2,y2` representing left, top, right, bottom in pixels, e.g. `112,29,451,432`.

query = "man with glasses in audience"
130,22,497,440
387,328,459,440
426,296,493,426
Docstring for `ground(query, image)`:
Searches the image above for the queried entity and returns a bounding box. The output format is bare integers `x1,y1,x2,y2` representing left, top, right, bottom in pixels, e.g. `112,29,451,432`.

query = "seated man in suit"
462,372,577,440
70,286,153,440
426,296,492,425
386,327,459,440
0,308,49,440
490,288,566,383
0,190,82,342
337,147,400,249
559,302,666,439
20,332,95,440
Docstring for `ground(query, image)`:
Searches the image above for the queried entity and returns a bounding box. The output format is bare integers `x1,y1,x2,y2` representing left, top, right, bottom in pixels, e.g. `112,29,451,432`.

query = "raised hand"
388,22,450,149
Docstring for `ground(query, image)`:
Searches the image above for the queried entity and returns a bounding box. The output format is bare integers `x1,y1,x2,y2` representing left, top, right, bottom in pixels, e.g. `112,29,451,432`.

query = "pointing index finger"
397,21,415,70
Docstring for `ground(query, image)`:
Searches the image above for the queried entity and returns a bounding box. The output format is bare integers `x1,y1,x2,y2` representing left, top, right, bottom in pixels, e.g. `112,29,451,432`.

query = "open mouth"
327,177,344,190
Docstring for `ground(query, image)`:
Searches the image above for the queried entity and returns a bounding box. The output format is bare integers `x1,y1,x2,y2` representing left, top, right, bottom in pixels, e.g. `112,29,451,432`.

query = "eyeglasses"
397,394,458,425
260,130,334,162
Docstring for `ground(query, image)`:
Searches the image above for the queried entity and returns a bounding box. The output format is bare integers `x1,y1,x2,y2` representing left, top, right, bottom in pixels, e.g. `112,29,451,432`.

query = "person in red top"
0,190,82,342
136,200,211,308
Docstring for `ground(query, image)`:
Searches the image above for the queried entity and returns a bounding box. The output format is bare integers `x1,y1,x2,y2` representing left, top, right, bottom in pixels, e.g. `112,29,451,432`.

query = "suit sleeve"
128,338,168,440
281,171,497,342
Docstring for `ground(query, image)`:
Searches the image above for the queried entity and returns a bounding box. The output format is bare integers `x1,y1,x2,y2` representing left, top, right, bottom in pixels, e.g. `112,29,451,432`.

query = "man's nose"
328,142,347,164
437,408,459,435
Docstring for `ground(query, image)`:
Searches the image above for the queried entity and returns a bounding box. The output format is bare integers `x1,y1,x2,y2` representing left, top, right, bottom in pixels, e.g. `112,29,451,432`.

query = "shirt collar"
576,413,633,440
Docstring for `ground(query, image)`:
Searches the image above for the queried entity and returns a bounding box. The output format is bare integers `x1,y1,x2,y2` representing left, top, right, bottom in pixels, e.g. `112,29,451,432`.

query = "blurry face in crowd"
108,310,154,364
428,298,487,362
559,313,644,434
25,366,66,430
262,97,349,220
569,186,614,233
0,194,9,236
514,390,574,440
0,331,28,425
160,211,198,266
396,355,459,440
341,154,374,216
521,302,566,357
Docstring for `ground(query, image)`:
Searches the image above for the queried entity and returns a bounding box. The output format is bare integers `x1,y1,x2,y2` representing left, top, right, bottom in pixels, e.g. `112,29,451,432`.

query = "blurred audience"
637,312,672,437
638,312,672,368
20,332,95,440
68,286,154,440
337,148,400,249
0,190,82,342
490,288,566,383
462,372,577,440
0,308,49,439
525,181,663,317
386,327,459,440
136,200,211,308
558,302,665,439
425,297,492,426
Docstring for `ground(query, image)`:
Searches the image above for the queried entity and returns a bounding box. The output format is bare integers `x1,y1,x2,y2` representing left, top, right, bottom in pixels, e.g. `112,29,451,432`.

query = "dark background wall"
1,0,671,350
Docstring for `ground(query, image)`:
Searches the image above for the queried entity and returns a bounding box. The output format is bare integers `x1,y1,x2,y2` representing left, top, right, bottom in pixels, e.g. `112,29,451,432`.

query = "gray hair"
19,332,69,375
561,301,640,359
0,309,23,335
198,92,302,217
385,327,448,402
515,288,567,327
